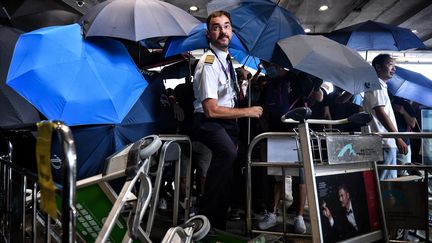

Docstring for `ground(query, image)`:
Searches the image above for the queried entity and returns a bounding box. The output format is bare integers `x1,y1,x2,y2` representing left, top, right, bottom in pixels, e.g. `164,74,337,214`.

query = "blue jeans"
380,147,397,180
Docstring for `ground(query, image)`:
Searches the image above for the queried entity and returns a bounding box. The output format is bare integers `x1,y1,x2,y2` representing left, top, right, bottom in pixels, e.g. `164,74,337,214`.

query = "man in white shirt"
363,54,407,180
191,10,263,230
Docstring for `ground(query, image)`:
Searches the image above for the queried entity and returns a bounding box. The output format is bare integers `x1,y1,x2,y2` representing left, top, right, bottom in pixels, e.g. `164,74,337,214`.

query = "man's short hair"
206,10,231,29
338,184,349,193
372,54,394,71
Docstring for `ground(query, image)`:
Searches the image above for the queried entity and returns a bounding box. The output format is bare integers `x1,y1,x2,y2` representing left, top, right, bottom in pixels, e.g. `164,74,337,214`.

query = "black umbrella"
0,25,40,126
2,0,81,32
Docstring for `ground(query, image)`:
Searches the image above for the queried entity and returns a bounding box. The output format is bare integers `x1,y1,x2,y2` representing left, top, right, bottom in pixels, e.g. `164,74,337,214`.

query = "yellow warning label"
36,122,57,220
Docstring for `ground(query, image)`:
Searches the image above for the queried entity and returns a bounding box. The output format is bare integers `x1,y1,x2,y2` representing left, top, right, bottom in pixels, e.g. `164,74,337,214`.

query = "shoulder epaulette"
204,54,215,64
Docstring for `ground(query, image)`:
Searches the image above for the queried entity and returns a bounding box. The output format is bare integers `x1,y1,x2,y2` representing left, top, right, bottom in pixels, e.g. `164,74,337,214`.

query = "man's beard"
217,34,230,48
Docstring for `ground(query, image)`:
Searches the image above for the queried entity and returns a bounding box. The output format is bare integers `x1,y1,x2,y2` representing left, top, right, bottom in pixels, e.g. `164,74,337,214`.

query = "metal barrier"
376,131,432,242
0,121,77,243
246,108,387,242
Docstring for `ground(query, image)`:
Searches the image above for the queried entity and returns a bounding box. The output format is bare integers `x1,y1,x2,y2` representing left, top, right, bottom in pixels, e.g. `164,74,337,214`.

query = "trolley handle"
281,107,372,126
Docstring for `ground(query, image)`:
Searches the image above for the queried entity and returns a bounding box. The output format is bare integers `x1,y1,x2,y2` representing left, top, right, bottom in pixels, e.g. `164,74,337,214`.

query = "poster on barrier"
316,170,381,243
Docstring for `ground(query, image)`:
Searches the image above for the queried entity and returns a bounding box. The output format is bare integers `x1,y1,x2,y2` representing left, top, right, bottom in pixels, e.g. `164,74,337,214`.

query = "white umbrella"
80,0,200,42
273,35,380,94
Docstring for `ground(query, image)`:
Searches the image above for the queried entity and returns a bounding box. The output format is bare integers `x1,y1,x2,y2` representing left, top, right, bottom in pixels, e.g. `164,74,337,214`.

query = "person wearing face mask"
363,54,408,180
191,10,263,230
256,61,323,234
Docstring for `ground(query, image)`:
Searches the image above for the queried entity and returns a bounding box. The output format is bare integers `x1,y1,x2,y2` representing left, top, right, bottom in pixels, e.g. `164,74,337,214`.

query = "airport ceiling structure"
2,0,431,49
58,0,432,48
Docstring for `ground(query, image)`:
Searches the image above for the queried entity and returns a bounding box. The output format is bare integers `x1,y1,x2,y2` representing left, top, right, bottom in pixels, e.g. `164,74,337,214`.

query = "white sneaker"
158,198,167,210
258,212,277,230
294,215,306,234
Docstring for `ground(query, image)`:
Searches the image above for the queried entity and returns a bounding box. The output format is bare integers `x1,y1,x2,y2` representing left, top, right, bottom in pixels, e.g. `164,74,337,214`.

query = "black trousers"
192,113,239,229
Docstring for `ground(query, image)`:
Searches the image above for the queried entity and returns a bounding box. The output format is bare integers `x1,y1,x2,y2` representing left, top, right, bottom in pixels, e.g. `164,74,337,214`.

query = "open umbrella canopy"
163,22,261,70
7,23,147,126
273,35,380,94
388,66,432,107
1,0,81,32
80,0,200,42
50,71,167,179
0,25,40,126
323,20,426,51
163,22,246,57
207,0,305,62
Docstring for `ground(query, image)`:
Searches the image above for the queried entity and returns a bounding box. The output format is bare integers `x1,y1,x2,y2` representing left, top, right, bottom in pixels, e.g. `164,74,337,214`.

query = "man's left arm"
374,106,408,154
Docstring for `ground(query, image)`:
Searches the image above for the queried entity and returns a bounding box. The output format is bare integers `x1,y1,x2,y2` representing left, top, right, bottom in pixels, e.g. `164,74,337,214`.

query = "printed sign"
326,135,383,164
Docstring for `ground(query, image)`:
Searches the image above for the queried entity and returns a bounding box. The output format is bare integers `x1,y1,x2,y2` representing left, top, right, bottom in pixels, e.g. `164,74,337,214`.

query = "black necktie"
226,54,241,102
346,209,353,216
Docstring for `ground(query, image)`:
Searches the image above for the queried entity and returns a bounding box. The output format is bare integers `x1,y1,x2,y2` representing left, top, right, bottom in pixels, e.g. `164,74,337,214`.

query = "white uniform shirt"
193,43,236,113
363,78,397,148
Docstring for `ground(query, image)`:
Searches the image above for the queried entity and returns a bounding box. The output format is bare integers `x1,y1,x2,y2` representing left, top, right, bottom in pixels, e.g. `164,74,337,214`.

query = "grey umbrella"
273,35,380,94
80,0,200,42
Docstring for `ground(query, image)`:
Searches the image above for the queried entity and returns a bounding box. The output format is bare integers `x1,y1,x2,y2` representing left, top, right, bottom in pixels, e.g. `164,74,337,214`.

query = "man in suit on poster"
321,184,370,242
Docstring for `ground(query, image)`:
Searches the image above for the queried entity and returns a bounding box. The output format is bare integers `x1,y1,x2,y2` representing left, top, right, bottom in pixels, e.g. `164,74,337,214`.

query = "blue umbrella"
7,24,147,126
207,0,305,62
388,66,432,107
163,23,245,57
51,72,167,179
323,20,426,51
229,48,262,71
163,22,261,70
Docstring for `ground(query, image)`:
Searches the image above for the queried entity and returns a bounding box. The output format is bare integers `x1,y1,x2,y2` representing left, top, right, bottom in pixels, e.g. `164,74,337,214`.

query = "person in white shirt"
363,54,408,180
191,10,263,230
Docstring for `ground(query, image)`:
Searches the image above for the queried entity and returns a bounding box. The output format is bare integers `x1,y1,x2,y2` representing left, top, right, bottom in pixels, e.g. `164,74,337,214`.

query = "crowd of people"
153,9,426,237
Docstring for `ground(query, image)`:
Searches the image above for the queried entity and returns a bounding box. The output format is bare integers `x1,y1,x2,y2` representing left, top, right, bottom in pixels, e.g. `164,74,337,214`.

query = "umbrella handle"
247,66,263,144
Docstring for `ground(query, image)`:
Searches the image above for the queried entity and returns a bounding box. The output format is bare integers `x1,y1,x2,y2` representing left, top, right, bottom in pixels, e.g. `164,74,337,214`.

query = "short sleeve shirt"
363,78,397,148
193,44,236,113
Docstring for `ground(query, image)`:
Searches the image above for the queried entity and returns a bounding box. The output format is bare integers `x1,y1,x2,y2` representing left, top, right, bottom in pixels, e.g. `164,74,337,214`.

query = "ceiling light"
304,28,311,33
411,29,418,34
189,5,199,12
319,5,329,11
76,0,85,7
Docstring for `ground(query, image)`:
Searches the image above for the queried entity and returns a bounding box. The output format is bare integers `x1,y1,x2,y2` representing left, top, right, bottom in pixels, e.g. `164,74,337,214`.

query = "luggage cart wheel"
139,135,162,160
185,215,211,241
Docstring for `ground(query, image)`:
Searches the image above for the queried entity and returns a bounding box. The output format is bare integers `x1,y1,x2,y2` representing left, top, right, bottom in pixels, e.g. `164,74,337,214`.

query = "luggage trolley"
75,134,209,242
146,135,195,233
0,121,77,243
75,135,163,242
376,131,432,242
246,107,388,242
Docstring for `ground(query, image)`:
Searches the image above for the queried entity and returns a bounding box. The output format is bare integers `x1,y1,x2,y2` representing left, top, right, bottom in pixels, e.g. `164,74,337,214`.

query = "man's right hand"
248,106,263,118
322,202,332,219
396,138,408,155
